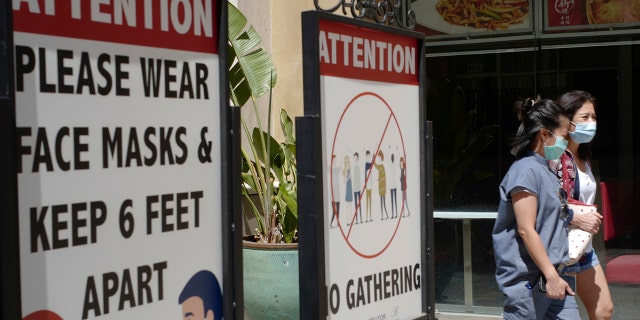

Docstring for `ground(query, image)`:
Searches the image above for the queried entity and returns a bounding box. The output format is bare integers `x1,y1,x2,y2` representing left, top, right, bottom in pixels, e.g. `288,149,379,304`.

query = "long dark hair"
557,90,596,160
510,97,568,158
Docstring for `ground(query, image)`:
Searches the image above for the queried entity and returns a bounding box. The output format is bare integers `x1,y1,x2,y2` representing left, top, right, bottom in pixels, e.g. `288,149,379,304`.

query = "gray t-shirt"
493,151,570,289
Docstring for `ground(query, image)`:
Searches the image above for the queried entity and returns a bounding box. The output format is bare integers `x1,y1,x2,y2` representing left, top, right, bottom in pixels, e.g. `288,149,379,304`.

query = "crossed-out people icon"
329,146,410,229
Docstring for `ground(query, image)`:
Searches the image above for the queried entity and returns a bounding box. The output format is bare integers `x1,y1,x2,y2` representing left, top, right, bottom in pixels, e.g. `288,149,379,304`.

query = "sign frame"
0,1,242,319
298,11,434,320
1,0,21,319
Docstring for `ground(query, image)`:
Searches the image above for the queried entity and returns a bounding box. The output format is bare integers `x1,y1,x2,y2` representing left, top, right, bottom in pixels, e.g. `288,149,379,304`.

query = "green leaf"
228,47,252,106
280,109,296,145
280,184,298,243
251,128,285,170
228,3,277,106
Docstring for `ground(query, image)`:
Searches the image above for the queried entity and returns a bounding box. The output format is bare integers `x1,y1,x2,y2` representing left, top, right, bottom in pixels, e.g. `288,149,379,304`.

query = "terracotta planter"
243,238,299,320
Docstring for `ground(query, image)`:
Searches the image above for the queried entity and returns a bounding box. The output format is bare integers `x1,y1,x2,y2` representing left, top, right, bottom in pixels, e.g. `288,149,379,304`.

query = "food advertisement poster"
411,0,640,37
413,0,531,36
315,18,425,319
12,1,226,319
546,0,640,30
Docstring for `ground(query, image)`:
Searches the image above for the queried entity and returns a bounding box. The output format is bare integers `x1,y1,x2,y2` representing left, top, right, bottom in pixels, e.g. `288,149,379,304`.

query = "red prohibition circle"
330,91,408,259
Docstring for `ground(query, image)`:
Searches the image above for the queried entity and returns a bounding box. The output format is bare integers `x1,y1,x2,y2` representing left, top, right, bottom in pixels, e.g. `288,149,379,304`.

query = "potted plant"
228,3,299,319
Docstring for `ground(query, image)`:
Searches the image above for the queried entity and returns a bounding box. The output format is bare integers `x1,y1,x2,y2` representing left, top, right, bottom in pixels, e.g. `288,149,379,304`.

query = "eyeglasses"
557,188,569,221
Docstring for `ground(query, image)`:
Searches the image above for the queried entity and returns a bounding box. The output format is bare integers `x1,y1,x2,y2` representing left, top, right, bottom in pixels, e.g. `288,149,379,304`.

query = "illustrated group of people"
329,147,411,228
493,90,614,319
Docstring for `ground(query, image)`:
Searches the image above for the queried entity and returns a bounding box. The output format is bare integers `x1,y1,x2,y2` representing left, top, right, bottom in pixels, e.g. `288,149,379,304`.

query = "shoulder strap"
559,152,578,199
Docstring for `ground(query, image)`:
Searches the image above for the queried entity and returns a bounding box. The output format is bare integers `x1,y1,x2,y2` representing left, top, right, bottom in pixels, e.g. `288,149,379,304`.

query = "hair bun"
524,97,535,110
514,96,535,121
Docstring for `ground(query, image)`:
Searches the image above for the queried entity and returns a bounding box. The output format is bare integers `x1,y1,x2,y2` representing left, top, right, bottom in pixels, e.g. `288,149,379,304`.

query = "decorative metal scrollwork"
314,0,416,30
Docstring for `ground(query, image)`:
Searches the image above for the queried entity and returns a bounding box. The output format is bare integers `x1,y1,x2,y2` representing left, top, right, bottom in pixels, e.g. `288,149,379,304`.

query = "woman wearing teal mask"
544,130,569,160
554,90,614,320
493,97,577,319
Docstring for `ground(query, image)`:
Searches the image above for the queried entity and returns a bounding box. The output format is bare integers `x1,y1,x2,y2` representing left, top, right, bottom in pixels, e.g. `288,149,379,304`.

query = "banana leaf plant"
228,3,297,243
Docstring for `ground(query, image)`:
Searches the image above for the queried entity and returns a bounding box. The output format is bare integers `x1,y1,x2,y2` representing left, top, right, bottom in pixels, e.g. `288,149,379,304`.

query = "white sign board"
318,18,424,319
12,1,225,319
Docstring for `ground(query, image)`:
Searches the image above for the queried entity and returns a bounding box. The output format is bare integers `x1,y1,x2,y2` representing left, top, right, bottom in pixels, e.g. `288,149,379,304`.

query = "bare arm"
570,210,602,234
512,192,575,299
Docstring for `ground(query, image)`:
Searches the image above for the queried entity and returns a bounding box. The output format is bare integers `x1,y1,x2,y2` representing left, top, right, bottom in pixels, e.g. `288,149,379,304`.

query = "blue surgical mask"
544,131,568,160
569,121,597,144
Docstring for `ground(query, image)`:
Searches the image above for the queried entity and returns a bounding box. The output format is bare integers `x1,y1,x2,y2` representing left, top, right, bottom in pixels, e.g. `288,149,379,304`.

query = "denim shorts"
564,250,600,273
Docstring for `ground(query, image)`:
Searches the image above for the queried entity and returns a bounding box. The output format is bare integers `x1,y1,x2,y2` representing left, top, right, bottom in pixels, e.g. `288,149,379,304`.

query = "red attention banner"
13,0,218,54
319,19,419,85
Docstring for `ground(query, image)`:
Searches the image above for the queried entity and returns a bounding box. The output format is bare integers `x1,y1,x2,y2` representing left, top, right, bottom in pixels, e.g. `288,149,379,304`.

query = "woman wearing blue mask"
554,90,614,320
493,97,578,319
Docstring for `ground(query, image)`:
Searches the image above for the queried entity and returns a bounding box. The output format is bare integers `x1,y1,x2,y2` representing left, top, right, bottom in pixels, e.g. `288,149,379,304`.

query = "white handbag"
566,199,597,265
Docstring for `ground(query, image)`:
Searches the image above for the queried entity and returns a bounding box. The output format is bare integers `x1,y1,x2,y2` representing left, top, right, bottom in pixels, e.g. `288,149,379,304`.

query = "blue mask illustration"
569,121,597,144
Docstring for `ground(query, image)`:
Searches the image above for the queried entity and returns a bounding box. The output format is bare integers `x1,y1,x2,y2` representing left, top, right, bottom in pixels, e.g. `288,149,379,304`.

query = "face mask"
543,130,568,160
569,121,597,144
